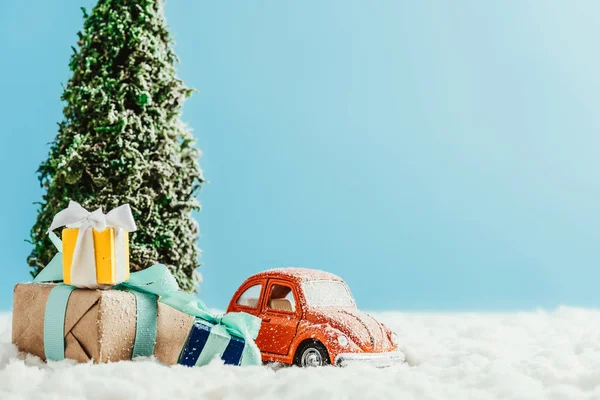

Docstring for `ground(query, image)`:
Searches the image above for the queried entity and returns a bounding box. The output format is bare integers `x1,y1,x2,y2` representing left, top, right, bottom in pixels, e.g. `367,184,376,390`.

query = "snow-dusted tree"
28,0,204,291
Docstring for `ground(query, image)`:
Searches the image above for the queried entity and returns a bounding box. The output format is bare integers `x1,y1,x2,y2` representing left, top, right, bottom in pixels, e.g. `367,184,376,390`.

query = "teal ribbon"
127,290,158,358
35,247,262,365
43,284,76,361
33,249,63,283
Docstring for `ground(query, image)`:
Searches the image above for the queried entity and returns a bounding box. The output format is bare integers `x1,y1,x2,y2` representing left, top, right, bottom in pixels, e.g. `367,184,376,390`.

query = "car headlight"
337,334,349,347
391,332,399,345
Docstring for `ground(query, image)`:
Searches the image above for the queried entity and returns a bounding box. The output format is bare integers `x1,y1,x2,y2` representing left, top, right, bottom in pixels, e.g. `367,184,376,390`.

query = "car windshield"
301,280,355,307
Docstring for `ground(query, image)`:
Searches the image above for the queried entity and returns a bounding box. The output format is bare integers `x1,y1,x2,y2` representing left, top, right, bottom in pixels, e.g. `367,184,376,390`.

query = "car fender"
290,322,361,362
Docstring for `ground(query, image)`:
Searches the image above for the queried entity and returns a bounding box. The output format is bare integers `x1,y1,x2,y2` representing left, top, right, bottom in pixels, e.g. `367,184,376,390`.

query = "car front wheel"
294,340,331,367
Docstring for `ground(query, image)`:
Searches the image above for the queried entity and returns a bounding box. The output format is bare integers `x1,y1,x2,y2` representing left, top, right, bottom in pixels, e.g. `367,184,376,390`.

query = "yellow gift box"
62,228,130,286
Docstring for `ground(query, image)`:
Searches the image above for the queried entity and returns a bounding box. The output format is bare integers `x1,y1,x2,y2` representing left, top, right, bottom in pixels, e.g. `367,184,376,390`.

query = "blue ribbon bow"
34,250,262,366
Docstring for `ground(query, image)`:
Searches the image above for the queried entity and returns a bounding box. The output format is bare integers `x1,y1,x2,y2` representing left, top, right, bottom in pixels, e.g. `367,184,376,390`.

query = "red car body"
227,268,404,367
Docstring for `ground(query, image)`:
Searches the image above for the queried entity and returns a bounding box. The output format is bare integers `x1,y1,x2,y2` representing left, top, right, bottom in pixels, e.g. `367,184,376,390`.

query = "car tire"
294,340,331,367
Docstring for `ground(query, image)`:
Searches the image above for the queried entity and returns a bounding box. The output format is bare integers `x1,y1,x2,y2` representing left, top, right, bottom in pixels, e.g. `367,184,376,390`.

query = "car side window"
236,284,262,308
266,284,296,313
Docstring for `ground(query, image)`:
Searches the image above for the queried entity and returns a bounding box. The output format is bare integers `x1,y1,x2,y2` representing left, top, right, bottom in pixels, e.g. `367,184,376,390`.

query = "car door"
228,279,265,317
255,279,301,355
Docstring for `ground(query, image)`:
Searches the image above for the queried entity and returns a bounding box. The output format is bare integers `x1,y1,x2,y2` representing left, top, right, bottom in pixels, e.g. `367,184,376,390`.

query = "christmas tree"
28,0,203,291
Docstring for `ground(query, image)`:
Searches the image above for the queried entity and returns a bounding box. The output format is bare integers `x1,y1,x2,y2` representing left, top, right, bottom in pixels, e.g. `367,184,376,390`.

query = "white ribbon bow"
48,201,138,288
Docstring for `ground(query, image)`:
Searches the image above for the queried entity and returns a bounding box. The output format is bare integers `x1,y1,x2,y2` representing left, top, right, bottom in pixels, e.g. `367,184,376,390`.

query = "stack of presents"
12,201,261,367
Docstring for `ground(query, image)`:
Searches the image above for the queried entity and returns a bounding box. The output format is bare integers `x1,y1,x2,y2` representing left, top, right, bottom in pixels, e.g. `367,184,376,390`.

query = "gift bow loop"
105,204,138,232
220,312,262,343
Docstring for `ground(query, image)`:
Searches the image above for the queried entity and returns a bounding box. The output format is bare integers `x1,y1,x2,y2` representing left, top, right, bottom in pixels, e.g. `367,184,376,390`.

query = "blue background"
1,1,598,311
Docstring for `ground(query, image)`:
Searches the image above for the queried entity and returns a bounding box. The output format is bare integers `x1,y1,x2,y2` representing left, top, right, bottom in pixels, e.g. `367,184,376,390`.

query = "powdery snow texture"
1,308,600,400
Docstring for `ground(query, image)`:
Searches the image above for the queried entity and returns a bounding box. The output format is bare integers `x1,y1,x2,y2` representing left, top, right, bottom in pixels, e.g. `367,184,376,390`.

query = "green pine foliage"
28,0,204,291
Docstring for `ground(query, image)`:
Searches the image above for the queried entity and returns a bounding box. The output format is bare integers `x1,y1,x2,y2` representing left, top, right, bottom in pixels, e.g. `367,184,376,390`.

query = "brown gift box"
12,283,195,364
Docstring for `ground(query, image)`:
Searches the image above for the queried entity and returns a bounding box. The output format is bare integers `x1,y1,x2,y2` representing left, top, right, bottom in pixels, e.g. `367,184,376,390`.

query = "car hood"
304,307,392,352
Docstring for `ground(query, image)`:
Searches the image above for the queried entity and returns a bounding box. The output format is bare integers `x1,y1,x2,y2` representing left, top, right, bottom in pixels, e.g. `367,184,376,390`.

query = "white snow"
1,308,600,400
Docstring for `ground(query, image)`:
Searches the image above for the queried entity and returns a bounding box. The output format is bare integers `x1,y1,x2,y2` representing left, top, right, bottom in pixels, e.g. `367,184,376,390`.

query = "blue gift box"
179,319,247,366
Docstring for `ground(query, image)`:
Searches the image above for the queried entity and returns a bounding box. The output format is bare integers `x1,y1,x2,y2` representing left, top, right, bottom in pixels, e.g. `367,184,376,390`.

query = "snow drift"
1,308,599,400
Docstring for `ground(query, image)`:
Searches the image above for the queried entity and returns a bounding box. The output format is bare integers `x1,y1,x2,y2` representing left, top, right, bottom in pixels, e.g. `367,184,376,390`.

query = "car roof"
247,267,344,284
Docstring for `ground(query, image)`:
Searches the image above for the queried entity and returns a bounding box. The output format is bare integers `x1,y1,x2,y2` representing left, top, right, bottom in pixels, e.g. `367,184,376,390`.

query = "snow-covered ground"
1,308,600,400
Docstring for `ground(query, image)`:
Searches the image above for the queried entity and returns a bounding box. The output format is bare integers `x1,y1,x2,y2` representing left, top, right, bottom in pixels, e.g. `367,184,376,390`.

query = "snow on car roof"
250,267,344,282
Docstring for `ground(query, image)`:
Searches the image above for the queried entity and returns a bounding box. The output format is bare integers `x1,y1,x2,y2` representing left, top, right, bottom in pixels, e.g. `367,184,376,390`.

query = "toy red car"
227,268,405,367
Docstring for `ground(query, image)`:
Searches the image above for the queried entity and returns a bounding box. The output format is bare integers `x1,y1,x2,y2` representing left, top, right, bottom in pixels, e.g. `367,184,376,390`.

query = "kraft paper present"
12,283,194,364
62,227,130,286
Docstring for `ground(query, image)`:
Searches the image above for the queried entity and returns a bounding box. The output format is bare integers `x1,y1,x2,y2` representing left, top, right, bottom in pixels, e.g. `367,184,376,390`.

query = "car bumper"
334,351,405,367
